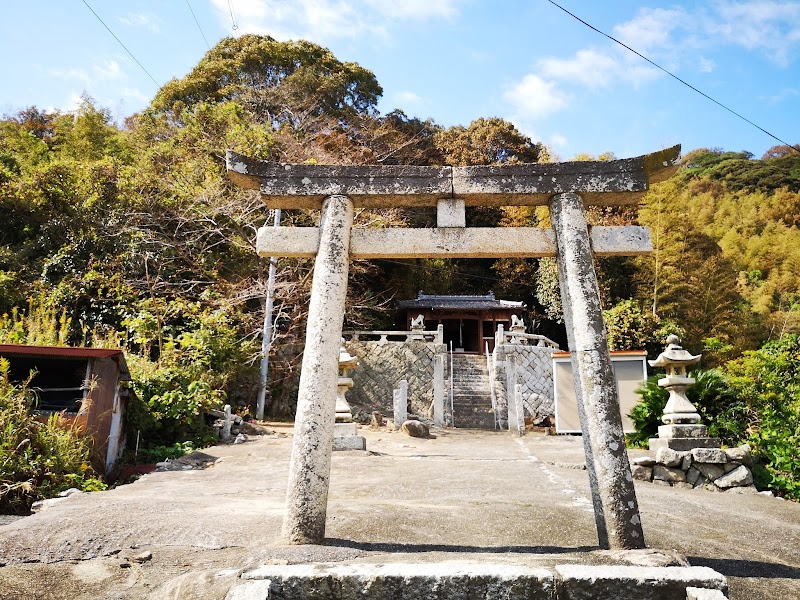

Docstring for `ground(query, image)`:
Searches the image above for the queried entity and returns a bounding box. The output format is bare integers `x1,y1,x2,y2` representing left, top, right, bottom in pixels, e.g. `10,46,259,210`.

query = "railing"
344,325,444,344
494,324,560,349
449,341,455,428
486,341,498,430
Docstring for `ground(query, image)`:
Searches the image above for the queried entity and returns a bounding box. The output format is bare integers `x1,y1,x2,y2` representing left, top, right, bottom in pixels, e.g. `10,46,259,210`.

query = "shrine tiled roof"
396,292,524,311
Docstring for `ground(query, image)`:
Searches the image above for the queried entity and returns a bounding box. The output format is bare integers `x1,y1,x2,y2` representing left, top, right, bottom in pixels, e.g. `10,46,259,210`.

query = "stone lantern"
648,335,720,452
333,340,366,450
335,341,358,423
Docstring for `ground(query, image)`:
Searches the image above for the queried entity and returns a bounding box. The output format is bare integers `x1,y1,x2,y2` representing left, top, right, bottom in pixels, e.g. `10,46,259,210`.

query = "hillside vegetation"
1,35,798,501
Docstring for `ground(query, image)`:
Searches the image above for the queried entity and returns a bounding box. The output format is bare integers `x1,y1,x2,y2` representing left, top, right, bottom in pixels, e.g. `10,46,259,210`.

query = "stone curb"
226,562,727,599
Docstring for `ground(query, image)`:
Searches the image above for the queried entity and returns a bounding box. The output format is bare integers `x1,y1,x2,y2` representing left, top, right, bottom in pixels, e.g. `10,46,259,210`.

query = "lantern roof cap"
648,334,701,368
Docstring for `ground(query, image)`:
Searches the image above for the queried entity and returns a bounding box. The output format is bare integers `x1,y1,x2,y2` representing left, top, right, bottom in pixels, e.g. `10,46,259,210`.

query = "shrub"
726,335,800,500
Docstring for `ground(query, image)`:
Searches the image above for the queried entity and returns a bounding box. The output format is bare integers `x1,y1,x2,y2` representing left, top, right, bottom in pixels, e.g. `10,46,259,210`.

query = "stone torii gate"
227,145,680,550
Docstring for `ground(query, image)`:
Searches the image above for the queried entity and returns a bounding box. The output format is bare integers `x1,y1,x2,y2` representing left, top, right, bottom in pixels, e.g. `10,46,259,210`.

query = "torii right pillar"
551,192,643,549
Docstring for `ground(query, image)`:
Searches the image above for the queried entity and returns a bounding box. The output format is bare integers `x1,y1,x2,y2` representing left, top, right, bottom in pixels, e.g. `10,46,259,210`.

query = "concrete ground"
0,427,797,599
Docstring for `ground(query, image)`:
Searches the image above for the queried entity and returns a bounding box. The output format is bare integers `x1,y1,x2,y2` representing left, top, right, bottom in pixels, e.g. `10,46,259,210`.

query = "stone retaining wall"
632,446,755,492
492,343,557,428
345,340,447,417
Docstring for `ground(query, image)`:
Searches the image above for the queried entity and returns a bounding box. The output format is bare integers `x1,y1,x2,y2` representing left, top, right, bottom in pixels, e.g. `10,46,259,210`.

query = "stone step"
229,563,727,600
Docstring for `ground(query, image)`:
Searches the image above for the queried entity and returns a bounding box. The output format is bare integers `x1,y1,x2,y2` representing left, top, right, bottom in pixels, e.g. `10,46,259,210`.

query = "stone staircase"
451,354,496,429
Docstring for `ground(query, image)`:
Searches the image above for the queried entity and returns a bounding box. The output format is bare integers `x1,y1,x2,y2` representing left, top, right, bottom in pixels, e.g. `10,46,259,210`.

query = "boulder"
631,465,653,481
715,465,753,489
691,448,727,464
695,463,725,481
401,420,429,438
724,445,753,467
655,447,683,467
631,456,656,467
653,465,687,484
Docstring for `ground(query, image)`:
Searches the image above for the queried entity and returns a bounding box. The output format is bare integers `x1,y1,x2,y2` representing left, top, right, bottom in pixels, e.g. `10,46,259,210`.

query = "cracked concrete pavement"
0,427,797,599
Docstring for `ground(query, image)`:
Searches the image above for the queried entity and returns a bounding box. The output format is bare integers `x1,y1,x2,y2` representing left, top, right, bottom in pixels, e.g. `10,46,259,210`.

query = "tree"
434,117,548,166
150,34,382,131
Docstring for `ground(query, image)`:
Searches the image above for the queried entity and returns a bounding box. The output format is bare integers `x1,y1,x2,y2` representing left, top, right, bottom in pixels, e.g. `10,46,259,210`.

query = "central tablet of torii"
227,145,681,551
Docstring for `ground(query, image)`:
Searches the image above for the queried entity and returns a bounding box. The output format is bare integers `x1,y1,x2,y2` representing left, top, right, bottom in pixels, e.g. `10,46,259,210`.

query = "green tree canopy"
150,34,383,129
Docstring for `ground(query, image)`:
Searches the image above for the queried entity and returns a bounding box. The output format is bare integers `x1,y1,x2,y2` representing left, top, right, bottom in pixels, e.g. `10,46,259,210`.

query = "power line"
545,0,800,154
227,0,239,30
185,0,212,50
80,0,160,88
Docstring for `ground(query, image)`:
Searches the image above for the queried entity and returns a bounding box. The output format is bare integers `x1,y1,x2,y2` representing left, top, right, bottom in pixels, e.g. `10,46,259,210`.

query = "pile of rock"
631,445,755,492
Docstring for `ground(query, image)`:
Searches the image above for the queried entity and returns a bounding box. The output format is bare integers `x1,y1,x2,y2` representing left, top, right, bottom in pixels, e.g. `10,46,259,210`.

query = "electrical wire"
80,0,160,88
227,0,239,30
185,0,211,50
545,0,800,154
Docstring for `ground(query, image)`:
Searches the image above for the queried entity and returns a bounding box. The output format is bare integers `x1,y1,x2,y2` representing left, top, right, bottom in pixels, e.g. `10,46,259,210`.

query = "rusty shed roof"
0,344,131,379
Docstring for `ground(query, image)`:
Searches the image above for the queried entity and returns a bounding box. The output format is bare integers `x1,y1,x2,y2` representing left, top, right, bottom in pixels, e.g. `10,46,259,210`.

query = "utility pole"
256,208,281,421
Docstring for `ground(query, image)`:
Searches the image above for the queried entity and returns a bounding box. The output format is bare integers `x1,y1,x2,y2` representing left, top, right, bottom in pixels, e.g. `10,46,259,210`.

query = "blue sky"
1,1,798,160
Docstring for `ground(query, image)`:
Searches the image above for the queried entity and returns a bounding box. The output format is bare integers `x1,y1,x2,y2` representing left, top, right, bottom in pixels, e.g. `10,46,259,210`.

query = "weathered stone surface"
453,145,681,207
282,195,354,545
653,465,687,484
686,467,701,486
631,456,656,467
332,436,367,451
230,145,681,209
681,455,692,471
655,447,683,468
695,463,725,481
393,380,408,431
493,344,557,423
691,448,727,464
631,465,653,481
686,586,729,600
345,339,444,417
554,565,726,600
401,420,429,438
649,437,721,452
256,225,652,259
550,191,643,550
240,563,554,599
724,445,753,467
225,580,272,600
227,152,452,208
597,549,689,568
715,465,753,489
657,424,709,439
437,198,466,227
334,423,358,437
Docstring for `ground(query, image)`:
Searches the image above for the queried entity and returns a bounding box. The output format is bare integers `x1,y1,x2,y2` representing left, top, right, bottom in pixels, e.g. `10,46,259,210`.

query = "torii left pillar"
282,194,353,544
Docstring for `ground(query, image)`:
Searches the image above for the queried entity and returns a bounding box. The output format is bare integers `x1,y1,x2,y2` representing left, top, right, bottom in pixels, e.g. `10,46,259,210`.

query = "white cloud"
210,0,463,42
538,49,621,89
94,60,123,81
120,12,161,33
503,74,570,121
707,1,800,65
51,67,91,84
612,7,688,55
395,90,424,105
363,0,460,20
